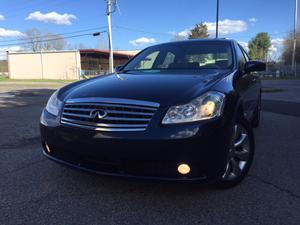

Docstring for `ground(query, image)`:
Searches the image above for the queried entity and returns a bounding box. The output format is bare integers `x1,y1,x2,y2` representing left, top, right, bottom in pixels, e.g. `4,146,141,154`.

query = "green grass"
0,76,75,83
0,76,8,81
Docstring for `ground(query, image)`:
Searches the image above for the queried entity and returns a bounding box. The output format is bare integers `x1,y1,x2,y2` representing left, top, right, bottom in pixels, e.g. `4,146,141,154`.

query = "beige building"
7,49,137,80
8,50,81,80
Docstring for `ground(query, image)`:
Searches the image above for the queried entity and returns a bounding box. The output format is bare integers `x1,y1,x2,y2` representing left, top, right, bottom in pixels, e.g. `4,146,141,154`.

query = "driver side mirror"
245,60,266,73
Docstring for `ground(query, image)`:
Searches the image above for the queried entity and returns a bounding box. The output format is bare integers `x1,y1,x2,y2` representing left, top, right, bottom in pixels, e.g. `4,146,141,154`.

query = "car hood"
63,71,229,107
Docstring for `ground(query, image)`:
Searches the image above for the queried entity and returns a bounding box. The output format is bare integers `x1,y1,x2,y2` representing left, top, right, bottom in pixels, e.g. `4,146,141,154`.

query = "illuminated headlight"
46,90,63,117
162,91,225,124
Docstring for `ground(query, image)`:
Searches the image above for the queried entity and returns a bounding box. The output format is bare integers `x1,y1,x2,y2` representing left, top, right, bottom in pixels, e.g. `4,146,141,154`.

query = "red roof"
79,49,136,58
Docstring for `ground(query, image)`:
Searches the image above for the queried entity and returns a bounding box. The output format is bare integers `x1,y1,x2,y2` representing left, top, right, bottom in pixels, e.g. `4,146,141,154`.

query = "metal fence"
259,64,300,78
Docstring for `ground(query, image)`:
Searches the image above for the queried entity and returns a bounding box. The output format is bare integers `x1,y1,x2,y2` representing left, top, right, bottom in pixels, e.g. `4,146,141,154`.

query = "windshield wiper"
118,69,136,74
119,69,162,74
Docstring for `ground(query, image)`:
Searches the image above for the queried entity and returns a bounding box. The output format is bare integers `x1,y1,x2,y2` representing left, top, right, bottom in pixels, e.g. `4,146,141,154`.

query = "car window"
185,52,231,68
158,52,175,69
123,42,234,73
242,49,250,61
134,51,159,70
237,45,246,67
238,45,249,61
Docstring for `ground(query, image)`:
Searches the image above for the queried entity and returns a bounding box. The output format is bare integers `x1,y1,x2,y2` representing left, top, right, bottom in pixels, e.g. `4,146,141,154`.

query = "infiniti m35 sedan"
41,39,265,188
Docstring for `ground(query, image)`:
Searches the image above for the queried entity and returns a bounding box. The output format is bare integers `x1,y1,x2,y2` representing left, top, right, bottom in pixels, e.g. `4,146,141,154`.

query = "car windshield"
122,41,233,73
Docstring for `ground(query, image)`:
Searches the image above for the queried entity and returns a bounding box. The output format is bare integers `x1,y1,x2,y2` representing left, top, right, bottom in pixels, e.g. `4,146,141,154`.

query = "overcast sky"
0,0,296,59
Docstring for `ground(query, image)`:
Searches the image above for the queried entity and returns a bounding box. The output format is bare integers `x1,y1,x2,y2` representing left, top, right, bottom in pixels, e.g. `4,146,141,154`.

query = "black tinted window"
123,42,233,72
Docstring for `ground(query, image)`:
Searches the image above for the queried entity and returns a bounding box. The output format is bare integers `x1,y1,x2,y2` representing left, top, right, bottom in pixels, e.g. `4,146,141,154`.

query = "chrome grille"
60,98,159,132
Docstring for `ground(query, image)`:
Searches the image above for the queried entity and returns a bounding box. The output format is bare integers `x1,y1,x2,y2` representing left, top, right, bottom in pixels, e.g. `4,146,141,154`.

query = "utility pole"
216,0,219,38
107,0,114,73
292,0,298,77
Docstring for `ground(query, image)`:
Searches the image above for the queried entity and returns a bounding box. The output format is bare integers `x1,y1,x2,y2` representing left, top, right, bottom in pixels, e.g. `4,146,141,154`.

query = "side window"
135,51,159,70
236,46,246,71
242,49,250,61
237,45,246,68
238,45,249,62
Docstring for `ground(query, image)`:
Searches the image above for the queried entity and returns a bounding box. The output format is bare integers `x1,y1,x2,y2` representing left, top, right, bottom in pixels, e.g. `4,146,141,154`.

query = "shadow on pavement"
0,89,55,108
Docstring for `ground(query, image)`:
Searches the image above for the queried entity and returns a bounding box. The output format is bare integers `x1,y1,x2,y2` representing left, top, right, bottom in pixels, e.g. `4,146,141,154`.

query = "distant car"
40,39,265,188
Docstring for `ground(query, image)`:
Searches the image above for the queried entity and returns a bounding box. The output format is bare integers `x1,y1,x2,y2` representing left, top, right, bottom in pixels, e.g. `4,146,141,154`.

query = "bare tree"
67,42,89,50
22,29,67,51
43,32,66,50
23,29,43,51
282,32,300,65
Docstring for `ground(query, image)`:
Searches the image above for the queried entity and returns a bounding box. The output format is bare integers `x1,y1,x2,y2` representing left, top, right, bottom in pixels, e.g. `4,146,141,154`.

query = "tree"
23,29,43,52
188,23,209,39
43,32,66,51
248,32,271,61
282,32,300,65
22,29,66,51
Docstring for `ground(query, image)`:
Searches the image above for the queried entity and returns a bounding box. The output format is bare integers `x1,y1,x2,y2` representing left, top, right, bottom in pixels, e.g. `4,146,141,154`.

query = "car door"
239,45,261,118
234,44,253,121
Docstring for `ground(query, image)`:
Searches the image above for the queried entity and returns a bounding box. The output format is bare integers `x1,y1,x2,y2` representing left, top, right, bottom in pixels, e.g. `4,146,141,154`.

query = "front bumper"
40,109,233,181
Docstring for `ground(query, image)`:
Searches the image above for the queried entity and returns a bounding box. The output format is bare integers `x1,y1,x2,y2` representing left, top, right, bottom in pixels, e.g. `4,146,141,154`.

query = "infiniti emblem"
90,110,107,120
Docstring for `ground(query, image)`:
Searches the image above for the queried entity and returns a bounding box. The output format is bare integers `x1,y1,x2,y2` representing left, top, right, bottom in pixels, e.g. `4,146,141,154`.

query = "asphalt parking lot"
1,80,300,225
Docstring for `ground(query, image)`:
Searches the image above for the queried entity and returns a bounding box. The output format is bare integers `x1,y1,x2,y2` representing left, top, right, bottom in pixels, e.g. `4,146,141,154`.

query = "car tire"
214,115,255,189
251,92,261,128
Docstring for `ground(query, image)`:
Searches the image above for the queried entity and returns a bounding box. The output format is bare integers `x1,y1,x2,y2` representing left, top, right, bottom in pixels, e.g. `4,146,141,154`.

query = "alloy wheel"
222,123,250,181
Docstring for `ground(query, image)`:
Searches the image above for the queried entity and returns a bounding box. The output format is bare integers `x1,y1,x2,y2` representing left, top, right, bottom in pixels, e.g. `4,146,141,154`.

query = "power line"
114,25,290,39
0,26,107,44
0,31,106,48
0,23,293,49
223,31,291,39
113,25,171,36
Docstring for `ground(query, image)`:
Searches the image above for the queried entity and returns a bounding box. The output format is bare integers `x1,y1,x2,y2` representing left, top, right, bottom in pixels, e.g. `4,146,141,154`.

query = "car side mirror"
115,65,123,73
244,60,266,73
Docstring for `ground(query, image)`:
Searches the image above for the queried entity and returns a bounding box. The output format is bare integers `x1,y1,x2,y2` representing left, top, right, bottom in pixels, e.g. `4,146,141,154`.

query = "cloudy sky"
0,0,296,58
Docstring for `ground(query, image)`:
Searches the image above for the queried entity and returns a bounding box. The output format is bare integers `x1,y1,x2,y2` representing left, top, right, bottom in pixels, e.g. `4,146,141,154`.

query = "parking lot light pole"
107,0,114,73
216,0,219,38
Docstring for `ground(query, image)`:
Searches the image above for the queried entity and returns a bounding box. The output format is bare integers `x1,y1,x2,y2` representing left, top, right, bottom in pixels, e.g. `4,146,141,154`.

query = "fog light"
177,163,191,175
45,143,51,153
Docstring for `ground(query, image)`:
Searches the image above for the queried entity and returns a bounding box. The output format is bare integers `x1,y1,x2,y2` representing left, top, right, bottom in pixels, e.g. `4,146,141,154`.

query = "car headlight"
162,91,225,124
46,90,63,117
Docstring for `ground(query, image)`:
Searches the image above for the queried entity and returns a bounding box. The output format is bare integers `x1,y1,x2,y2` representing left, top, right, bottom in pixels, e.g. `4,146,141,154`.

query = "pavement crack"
249,174,300,200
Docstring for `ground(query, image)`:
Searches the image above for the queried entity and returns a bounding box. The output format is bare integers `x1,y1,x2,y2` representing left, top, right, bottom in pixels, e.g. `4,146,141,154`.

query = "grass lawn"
0,76,76,84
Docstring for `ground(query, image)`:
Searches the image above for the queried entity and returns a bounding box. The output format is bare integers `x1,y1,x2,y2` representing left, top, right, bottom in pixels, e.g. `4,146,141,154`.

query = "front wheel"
214,115,255,189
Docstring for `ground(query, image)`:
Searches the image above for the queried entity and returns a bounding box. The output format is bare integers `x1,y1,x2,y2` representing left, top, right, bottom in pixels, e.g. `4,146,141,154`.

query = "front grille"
60,98,159,132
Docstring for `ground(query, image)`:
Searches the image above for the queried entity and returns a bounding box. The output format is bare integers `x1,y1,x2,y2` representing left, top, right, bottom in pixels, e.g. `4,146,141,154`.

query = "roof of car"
152,38,236,47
